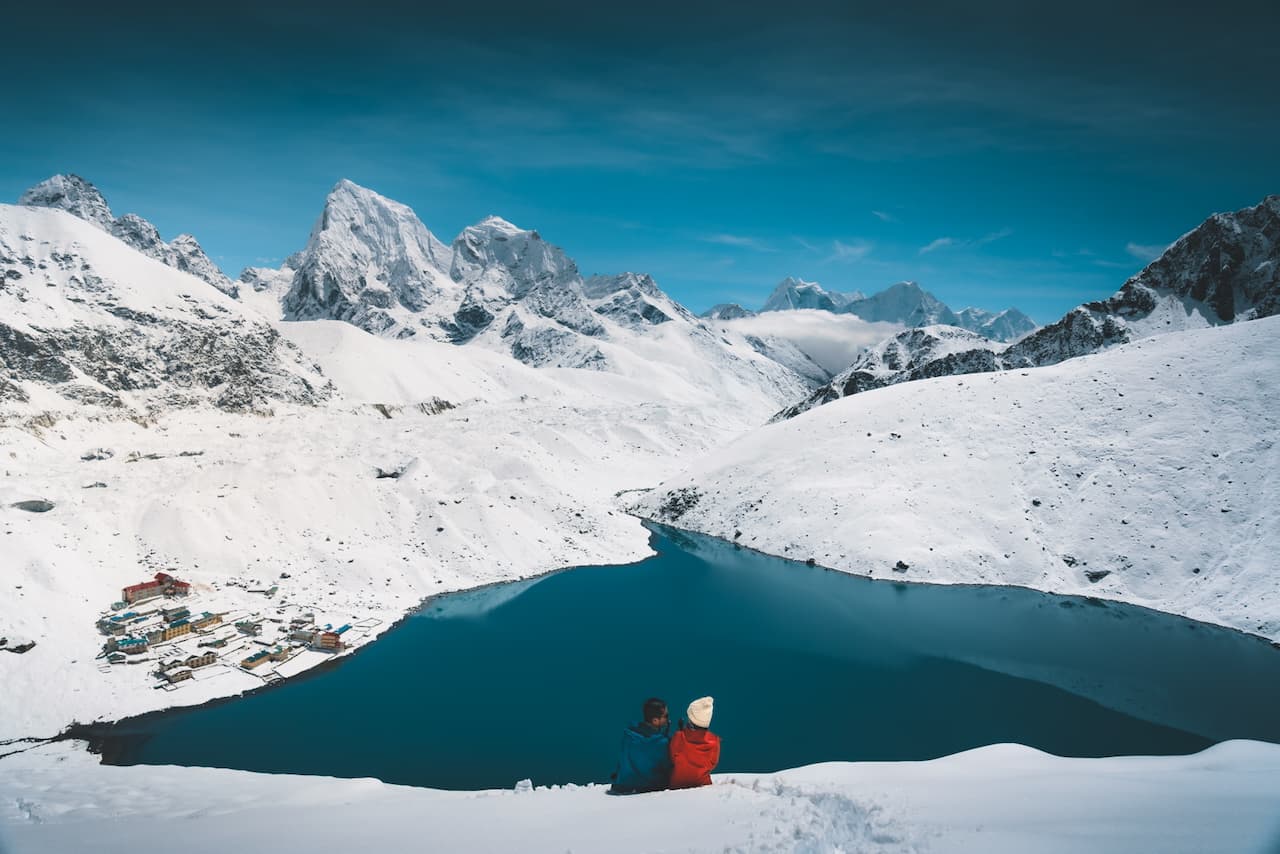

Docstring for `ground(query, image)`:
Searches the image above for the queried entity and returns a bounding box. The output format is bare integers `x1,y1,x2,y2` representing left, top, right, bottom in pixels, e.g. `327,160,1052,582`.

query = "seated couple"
610,696,720,794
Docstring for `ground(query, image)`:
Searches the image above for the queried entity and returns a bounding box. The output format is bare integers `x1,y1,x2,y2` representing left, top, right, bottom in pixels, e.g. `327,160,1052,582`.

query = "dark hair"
642,697,668,722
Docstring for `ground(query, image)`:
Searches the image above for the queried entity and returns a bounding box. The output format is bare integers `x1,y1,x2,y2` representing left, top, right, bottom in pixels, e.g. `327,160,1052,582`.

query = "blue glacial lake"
91,525,1280,790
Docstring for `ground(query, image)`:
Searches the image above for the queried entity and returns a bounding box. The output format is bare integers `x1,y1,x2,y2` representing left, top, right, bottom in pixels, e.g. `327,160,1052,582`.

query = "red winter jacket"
668,726,720,789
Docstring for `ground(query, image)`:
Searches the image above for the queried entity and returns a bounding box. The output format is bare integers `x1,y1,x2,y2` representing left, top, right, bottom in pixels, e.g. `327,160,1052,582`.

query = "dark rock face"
11,499,55,512
654,487,702,521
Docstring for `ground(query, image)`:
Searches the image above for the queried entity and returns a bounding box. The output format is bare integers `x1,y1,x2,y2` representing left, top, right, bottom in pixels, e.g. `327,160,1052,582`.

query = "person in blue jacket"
609,697,672,794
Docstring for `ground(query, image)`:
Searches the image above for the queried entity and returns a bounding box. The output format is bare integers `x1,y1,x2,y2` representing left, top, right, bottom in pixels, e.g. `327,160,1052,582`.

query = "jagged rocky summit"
777,194,1280,420
264,180,825,390
761,277,865,312
18,175,238,298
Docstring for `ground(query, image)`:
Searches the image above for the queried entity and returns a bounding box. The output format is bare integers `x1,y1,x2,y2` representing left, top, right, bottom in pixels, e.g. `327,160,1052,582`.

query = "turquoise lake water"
91,525,1280,790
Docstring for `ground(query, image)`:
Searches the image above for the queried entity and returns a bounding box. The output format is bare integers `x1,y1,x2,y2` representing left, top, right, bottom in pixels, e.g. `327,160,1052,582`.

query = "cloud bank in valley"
713,310,903,374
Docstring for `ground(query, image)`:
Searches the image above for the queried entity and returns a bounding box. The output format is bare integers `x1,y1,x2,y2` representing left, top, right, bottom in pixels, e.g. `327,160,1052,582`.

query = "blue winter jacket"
610,721,672,793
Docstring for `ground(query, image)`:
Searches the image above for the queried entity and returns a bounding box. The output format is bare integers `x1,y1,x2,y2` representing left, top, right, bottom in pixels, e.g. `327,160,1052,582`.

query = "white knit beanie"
687,696,714,728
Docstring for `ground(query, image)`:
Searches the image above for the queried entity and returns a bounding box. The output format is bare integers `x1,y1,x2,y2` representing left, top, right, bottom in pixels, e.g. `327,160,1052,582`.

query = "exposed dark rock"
655,487,702,521
1085,569,1112,583
11,499,55,512
893,560,910,572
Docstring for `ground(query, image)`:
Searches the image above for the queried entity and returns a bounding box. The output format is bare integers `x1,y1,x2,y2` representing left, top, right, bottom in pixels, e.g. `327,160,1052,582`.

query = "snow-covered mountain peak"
843,280,960,327
762,277,863,312
281,179,454,335
700,303,757,320
18,174,115,230
451,216,578,300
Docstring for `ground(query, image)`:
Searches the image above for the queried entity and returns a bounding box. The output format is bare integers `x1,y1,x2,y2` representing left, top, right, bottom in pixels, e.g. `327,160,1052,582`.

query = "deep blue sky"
3,0,1277,322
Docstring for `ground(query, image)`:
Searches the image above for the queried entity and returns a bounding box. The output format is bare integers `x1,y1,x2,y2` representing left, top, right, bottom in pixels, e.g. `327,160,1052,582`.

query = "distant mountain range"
701,277,1038,342
776,194,1280,420
12,173,1277,433
4,176,822,420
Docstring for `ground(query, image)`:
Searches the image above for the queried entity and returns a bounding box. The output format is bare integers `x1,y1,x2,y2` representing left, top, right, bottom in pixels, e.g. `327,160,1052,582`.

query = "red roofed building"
122,572,191,604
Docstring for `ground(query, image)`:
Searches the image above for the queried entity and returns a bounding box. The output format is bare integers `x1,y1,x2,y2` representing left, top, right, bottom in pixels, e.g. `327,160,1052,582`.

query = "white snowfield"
3,739,1279,854
638,315,1280,643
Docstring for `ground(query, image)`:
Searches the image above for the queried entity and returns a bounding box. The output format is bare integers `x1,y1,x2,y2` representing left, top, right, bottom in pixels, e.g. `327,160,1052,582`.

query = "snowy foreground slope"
639,316,1280,641
4,739,1279,854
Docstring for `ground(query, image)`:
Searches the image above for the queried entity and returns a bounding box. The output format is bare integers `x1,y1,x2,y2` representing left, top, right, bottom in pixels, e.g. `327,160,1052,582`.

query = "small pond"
90,525,1280,790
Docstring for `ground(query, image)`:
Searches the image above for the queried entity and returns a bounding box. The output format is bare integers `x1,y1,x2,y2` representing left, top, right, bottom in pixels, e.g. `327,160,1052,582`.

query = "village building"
311,631,343,652
145,619,192,645
192,612,223,630
115,637,149,655
161,605,190,623
240,646,288,670
165,668,193,684
184,651,217,669
235,620,263,636
121,572,192,604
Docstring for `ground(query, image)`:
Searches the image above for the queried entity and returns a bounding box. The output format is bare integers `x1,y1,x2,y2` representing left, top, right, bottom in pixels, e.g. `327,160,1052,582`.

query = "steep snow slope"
0,205,329,420
19,175,237,296
5,739,1279,854
639,317,1280,641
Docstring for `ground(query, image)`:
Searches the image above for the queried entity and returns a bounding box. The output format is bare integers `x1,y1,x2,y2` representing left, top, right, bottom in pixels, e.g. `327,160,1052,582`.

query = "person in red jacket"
668,696,720,789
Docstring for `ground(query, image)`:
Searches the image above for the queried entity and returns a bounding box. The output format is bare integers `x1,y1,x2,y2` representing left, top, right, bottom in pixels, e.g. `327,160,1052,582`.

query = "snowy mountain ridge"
19,175,238,297
0,205,330,423
755,276,1037,342
780,194,1280,419
761,276,865,312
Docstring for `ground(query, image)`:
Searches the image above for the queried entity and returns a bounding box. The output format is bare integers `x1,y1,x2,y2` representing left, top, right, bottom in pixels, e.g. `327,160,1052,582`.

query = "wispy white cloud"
1125,241,1167,262
871,210,898,223
921,227,1012,255
829,239,873,262
716,310,903,373
977,227,1014,245
919,236,957,255
700,233,775,252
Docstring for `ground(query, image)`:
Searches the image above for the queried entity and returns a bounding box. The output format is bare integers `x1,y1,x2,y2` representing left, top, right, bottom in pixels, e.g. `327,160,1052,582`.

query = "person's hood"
625,722,669,742
678,728,718,755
